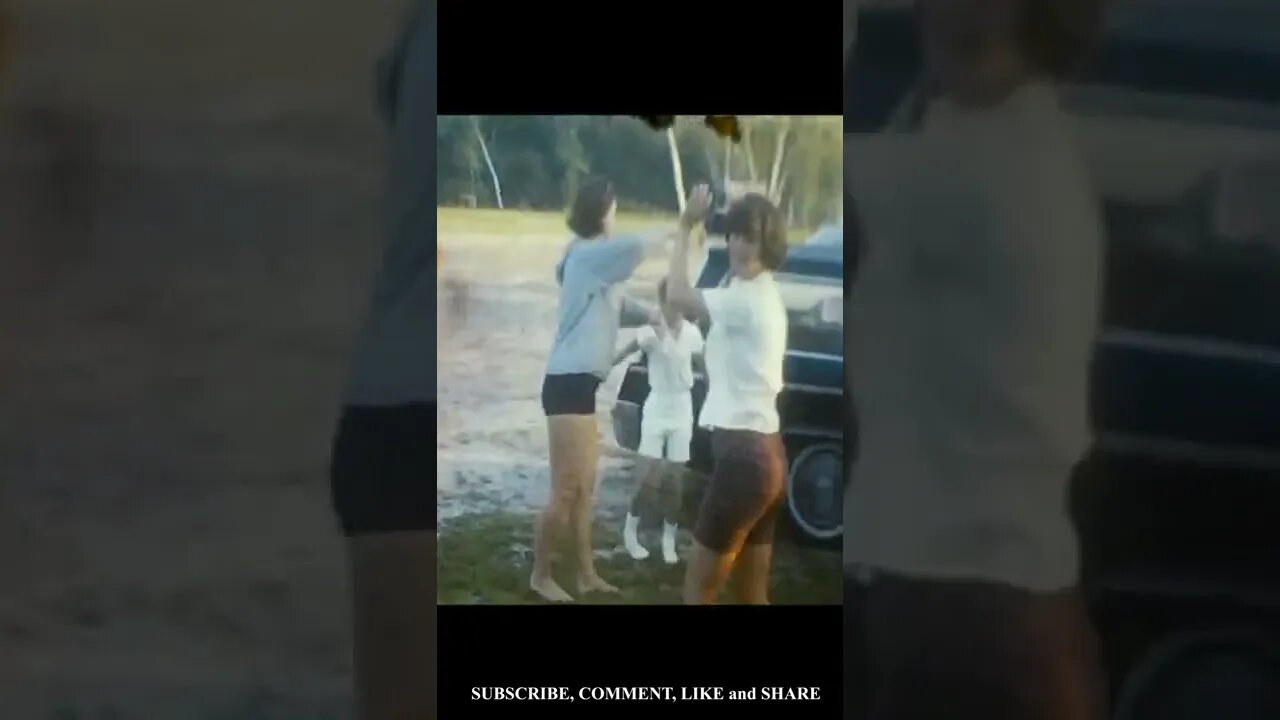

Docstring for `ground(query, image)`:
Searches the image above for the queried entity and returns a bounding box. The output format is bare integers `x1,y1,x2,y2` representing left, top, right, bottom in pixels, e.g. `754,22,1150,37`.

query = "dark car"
612,238,846,545
851,2,1280,716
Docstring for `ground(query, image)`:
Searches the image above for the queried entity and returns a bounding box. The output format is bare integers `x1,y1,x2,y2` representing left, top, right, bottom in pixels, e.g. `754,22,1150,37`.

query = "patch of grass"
437,207,671,237
436,207,816,243
437,509,841,605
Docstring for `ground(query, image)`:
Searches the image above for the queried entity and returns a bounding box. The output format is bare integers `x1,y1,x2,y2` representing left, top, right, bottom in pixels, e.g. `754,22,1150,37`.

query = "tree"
666,127,686,213
741,123,759,183
777,116,842,227
472,116,503,209
767,116,791,203
554,116,590,203
434,115,841,225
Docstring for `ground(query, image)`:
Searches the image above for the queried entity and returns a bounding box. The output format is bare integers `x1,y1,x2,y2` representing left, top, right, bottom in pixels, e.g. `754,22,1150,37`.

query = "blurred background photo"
845,1,1280,717
0,1,407,716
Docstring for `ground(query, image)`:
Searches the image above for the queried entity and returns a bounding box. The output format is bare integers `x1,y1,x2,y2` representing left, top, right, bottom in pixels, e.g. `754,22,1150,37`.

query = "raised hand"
681,184,713,229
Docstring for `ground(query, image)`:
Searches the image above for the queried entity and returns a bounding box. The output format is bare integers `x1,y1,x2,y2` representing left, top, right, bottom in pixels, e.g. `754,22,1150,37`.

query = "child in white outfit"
612,278,703,564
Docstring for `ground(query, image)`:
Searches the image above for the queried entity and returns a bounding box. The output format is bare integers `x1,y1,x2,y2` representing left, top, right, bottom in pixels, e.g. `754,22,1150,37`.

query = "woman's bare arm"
666,185,713,324
619,295,658,328
612,339,642,367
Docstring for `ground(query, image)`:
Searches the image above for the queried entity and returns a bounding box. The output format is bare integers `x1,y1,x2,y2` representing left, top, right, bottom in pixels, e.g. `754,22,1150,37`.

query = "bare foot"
577,572,620,595
530,573,574,603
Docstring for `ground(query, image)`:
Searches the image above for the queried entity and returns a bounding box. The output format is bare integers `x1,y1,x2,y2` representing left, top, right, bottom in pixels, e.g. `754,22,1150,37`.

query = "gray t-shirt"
546,235,652,380
342,1,437,407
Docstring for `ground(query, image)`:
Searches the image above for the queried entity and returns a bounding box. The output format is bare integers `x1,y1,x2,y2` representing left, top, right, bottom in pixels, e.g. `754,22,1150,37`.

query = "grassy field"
437,206,818,243
437,508,842,606
437,206,672,236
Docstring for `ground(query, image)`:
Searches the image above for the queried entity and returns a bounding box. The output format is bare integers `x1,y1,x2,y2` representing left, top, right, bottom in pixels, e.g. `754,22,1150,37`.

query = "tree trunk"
767,119,790,203
742,124,759,183
666,127,686,213
474,119,503,209
722,138,732,188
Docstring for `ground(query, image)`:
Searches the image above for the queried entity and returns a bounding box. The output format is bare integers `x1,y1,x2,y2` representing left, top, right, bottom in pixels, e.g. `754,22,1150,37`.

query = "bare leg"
531,416,582,602
683,537,743,604
683,485,777,603
730,543,774,605
348,531,437,720
531,500,575,602
573,424,618,594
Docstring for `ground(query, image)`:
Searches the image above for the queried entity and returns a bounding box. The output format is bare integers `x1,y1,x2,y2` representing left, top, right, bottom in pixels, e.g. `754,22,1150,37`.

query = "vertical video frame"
436,115,845,606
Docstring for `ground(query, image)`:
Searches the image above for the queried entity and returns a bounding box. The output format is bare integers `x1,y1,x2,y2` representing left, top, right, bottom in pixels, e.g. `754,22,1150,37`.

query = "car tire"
1112,626,1280,720
784,442,844,544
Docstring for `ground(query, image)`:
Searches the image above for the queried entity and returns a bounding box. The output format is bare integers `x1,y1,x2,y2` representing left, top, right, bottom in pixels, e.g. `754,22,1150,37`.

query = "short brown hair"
1019,0,1108,79
725,194,788,271
567,178,615,238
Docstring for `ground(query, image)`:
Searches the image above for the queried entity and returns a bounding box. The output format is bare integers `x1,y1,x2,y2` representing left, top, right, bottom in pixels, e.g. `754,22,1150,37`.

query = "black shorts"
693,429,787,552
329,402,436,536
540,373,600,416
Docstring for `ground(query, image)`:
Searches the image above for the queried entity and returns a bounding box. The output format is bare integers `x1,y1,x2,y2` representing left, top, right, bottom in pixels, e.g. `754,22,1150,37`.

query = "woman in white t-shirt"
665,185,790,604
844,0,1109,717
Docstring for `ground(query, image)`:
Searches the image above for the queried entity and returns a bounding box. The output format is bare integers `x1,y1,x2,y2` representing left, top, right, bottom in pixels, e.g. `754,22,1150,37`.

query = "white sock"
662,522,679,564
623,513,649,560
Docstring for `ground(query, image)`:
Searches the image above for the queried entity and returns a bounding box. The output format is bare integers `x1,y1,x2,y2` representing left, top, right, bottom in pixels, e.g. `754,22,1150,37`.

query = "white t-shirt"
636,318,703,396
844,82,1103,592
698,272,789,434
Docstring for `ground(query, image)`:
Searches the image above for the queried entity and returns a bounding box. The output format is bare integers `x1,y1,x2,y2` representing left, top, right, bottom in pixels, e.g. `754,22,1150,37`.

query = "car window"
696,252,843,356
775,272,843,357
1073,87,1280,349
805,225,843,247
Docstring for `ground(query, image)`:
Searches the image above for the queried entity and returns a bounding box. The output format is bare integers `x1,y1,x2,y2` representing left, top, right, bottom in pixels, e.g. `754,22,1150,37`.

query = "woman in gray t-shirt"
531,178,667,602
327,3,437,717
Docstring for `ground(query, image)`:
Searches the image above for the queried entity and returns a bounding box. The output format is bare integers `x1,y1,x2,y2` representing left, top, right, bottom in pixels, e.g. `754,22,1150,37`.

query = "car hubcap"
786,443,844,540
